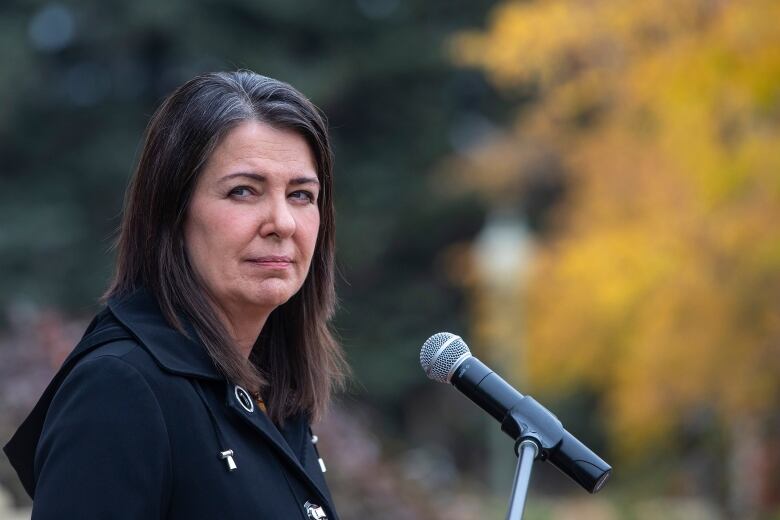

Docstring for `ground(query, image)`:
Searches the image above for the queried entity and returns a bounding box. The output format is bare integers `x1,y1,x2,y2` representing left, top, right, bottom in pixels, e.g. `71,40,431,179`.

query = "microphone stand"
506,438,539,520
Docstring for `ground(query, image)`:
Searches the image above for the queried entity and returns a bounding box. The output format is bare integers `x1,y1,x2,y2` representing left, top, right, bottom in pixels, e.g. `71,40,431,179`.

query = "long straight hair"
105,71,347,423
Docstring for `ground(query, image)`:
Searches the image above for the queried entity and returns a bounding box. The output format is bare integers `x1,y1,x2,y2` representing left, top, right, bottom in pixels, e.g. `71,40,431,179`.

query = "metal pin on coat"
219,449,237,471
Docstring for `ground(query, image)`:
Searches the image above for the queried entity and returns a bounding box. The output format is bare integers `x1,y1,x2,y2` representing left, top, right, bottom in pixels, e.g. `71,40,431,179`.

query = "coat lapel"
224,383,333,508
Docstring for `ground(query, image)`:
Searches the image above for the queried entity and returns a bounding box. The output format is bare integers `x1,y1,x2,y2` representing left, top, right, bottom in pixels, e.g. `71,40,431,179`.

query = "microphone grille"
419,332,471,383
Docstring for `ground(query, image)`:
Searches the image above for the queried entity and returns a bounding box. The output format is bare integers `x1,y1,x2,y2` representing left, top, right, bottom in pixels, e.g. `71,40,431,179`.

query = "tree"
448,0,780,509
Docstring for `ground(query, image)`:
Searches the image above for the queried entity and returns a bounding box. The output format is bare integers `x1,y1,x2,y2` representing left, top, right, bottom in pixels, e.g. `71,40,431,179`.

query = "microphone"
420,332,611,493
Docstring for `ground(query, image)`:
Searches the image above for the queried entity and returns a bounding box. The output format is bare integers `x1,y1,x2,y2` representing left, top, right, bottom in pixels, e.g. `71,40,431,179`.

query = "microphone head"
419,332,472,383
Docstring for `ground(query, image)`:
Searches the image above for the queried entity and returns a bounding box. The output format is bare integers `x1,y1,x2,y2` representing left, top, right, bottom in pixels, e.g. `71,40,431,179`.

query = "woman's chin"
244,285,297,311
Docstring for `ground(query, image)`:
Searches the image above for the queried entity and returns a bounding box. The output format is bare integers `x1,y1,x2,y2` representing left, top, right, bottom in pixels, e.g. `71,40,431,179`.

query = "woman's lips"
246,256,293,269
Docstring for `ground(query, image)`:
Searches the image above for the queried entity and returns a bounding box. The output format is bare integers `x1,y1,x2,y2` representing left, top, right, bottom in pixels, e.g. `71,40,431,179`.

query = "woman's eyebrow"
219,172,265,183
218,172,319,186
290,176,320,186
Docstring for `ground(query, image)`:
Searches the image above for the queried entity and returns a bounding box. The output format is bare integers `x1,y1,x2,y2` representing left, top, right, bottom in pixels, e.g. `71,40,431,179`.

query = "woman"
4,70,348,519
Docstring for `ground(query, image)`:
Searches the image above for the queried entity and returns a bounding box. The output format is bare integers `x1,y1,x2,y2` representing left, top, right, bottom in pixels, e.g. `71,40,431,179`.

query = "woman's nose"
259,197,296,239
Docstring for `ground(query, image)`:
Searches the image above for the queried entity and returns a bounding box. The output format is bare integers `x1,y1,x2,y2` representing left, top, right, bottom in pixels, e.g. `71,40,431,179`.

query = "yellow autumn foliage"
450,0,780,458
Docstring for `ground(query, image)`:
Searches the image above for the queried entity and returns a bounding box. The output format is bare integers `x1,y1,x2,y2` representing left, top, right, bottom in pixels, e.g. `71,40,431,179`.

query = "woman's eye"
290,190,316,203
229,186,253,198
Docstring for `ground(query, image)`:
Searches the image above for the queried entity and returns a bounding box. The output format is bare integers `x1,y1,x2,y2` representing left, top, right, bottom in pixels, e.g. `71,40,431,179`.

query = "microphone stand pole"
505,438,539,520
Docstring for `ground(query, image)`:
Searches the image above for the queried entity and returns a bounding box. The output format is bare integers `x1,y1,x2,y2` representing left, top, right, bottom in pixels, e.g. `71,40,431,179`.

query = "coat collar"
107,288,223,381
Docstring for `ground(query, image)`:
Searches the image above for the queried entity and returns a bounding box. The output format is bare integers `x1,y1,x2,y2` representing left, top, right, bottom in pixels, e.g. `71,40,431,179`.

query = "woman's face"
183,121,320,328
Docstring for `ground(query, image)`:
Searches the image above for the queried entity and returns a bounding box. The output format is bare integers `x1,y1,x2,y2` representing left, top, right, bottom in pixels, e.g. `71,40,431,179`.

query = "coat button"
234,385,254,413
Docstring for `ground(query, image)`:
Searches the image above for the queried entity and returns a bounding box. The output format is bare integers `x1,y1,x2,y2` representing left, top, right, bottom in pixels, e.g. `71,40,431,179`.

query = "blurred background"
1,0,779,518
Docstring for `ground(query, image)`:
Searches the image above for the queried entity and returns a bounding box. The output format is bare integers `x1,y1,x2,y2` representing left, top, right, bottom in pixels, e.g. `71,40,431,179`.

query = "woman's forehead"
203,121,317,181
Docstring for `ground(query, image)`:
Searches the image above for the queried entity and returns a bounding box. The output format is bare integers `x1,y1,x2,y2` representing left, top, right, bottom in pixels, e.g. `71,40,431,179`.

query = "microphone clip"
500,396,564,458
501,395,611,495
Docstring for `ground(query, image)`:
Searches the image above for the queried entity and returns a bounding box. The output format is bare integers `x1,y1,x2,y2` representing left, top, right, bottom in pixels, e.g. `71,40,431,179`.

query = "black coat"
4,289,339,520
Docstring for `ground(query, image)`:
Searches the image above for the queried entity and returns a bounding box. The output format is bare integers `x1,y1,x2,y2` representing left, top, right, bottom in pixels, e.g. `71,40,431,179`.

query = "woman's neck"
214,304,270,359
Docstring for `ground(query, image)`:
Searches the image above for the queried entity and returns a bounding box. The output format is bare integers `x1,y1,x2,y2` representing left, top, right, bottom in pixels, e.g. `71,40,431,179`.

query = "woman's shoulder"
68,335,165,393
29,329,175,512
65,306,169,385
3,308,173,498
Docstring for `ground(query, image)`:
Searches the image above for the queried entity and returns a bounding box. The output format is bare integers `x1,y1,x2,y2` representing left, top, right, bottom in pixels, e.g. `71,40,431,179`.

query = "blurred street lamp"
474,207,534,291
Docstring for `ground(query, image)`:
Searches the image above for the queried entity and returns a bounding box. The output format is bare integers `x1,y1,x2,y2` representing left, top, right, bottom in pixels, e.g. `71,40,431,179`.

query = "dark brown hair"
105,70,347,423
